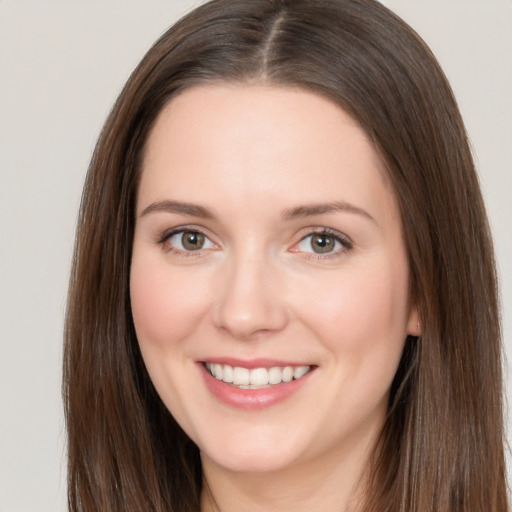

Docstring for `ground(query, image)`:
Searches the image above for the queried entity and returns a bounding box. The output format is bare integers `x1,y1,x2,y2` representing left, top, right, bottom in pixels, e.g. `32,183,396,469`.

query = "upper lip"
199,357,314,369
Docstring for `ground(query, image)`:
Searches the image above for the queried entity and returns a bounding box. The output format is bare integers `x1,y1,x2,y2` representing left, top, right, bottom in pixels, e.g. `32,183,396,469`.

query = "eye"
294,230,352,256
166,229,216,252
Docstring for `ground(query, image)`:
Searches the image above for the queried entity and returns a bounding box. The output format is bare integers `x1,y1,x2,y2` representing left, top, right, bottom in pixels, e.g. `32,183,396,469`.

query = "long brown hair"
63,0,508,510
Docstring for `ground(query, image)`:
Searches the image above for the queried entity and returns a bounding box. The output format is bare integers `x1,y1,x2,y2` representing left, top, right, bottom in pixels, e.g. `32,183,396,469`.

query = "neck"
200,433,377,512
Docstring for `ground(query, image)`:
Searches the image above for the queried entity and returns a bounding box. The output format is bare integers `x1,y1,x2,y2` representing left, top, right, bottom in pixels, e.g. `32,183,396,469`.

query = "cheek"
294,258,410,356
129,256,210,349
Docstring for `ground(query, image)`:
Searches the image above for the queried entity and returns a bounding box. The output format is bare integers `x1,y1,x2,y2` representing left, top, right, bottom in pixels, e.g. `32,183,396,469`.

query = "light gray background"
1,1,511,511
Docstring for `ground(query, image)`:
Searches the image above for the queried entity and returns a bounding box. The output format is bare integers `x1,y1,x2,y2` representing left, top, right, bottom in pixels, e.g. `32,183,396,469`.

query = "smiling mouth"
204,362,312,389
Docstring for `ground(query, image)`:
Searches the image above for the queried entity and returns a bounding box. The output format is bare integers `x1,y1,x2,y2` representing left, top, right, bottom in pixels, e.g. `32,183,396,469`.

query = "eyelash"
156,226,353,260
294,228,353,260
157,226,214,258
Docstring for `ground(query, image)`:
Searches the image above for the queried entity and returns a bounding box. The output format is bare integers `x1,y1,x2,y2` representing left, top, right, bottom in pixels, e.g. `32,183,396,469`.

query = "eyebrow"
139,200,216,219
139,199,376,224
282,201,376,224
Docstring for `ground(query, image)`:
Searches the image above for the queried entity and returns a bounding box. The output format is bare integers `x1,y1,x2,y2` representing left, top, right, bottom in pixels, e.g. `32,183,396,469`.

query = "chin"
196,426,308,474
202,446,300,474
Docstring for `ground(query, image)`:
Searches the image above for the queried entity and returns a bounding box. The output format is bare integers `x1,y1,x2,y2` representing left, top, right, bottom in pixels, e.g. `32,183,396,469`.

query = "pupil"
312,234,334,253
182,231,204,250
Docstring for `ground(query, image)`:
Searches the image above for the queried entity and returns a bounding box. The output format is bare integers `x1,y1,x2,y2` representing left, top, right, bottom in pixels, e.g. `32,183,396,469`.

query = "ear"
406,302,421,337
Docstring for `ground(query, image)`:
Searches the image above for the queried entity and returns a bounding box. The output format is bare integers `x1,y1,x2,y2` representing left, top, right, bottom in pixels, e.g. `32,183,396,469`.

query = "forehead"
138,84,395,223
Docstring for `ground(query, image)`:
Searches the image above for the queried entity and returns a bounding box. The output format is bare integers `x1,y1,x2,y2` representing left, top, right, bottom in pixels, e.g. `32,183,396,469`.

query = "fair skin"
130,84,419,512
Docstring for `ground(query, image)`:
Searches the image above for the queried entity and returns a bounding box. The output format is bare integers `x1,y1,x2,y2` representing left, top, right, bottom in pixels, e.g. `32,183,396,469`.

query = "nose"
212,252,289,340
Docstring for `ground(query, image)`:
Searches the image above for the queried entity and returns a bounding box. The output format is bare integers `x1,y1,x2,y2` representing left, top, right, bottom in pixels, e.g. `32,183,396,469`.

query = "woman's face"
131,85,419,475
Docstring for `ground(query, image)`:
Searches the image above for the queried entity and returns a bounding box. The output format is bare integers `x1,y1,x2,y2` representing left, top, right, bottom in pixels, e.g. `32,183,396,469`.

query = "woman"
63,0,508,510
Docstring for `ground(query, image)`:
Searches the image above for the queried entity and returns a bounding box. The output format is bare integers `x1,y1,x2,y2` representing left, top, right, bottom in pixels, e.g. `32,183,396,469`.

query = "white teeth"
213,363,223,380
222,364,233,383
268,366,282,385
233,366,250,386
282,366,294,382
250,368,269,386
294,366,310,379
205,363,311,387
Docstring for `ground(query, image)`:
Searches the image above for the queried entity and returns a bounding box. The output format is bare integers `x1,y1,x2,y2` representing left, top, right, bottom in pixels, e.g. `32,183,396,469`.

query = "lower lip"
198,363,314,411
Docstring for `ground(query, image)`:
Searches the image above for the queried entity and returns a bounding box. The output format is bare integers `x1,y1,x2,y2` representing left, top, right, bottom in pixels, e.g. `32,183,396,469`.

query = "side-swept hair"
64,1,508,510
